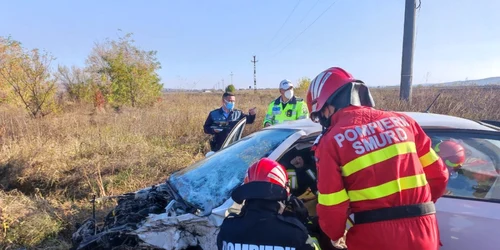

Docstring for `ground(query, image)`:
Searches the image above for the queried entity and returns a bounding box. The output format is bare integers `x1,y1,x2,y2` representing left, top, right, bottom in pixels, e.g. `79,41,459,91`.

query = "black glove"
287,195,309,223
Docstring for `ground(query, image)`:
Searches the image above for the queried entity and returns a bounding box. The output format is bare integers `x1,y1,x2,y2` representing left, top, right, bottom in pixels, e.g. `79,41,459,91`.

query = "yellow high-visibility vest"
263,96,309,127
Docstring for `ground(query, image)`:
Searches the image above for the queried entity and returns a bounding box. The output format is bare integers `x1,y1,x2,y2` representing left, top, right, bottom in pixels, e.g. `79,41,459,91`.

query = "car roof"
263,111,498,135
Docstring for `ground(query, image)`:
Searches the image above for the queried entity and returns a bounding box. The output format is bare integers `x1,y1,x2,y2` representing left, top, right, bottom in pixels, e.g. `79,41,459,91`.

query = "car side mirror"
205,151,215,158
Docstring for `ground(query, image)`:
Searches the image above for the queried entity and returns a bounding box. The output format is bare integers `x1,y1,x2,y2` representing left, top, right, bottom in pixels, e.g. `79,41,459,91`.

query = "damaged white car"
71,117,307,250
72,113,500,250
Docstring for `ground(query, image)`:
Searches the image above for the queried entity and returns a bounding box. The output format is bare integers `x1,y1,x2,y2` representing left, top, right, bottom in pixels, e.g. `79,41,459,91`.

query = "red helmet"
434,140,466,169
231,158,290,204
307,67,358,120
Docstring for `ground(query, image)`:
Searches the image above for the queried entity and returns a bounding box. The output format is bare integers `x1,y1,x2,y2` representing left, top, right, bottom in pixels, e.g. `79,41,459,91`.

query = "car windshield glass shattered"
168,128,297,213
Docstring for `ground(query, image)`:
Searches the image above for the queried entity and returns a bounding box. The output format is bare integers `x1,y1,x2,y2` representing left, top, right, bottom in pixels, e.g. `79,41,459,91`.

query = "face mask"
319,107,335,128
319,115,331,128
225,100,235,110
284,89,294,99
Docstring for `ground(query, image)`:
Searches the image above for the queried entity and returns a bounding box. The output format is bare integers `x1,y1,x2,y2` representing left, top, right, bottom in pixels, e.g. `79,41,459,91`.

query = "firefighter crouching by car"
216,158,321,250
263,79,309,127
305,67,449,250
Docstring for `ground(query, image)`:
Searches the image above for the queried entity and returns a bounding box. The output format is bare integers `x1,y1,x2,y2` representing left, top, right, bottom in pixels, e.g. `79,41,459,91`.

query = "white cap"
279,79,293,90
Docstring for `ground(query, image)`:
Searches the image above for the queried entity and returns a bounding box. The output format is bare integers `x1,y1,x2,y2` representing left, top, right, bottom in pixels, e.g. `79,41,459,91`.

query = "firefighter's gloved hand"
288,195,309,223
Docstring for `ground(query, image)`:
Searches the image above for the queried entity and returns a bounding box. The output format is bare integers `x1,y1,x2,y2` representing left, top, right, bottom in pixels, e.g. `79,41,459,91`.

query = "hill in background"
423,76,500,86
163,76,500,92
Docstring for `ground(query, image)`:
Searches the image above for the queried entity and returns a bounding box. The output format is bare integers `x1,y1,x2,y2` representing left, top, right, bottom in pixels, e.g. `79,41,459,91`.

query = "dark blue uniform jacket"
203,107,255,151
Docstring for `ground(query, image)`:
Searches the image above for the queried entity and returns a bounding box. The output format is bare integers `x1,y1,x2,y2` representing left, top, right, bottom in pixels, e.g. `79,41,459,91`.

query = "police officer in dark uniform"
203,92,256,152
217,158,320,250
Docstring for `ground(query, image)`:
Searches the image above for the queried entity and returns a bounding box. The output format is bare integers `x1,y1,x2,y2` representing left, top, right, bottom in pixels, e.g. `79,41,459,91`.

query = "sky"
2,0,500,90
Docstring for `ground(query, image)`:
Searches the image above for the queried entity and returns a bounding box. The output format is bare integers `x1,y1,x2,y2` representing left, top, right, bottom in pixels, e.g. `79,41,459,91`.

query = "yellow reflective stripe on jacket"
348,173,428,202
287,169,298,190
342,142,417,177
306,169,316,181
419,149,440,167
318,189,350,206
307,236,321,250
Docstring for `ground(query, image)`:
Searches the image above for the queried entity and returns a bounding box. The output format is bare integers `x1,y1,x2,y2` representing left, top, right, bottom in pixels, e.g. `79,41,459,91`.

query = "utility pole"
221,79,225,91
251,55,258,93
399,0,417,103
230,71,233,86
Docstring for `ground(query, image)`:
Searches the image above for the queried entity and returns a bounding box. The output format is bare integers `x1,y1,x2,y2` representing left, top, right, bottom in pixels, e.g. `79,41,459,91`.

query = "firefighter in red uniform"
305,67,450,250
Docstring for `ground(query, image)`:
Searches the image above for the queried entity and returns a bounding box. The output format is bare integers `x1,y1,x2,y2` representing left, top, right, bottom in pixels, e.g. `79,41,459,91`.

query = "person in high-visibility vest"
263,79,309,127
305,67,449,250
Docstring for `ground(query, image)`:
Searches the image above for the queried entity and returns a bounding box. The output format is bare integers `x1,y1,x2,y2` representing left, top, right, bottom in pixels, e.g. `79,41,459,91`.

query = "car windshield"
168,128,298,213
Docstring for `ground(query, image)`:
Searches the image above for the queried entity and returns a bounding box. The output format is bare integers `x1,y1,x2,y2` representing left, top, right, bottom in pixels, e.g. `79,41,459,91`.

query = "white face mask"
284,89,294,99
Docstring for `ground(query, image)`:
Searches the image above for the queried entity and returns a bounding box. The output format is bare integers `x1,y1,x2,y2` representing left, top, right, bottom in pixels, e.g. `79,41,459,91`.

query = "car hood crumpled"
134,212,220,249
72,182,222,250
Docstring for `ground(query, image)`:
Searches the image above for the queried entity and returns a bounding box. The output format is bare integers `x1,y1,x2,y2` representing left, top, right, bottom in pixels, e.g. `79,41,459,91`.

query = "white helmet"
279,79,293,90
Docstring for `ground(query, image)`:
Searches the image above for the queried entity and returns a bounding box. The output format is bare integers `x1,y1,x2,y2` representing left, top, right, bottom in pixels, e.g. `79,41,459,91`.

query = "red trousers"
345,214,440,250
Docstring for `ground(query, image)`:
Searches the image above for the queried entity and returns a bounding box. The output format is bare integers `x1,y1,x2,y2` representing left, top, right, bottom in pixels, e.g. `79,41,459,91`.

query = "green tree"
0,37,59,118
86,32,163,108
296,77,311,93
225,84,236,93
0,36,20,104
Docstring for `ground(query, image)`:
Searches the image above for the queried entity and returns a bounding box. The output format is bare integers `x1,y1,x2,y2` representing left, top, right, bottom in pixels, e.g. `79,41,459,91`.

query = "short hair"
222,92,234,99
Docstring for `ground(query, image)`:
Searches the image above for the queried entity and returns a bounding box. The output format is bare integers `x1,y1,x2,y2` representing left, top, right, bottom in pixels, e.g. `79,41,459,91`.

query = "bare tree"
57,65,91,102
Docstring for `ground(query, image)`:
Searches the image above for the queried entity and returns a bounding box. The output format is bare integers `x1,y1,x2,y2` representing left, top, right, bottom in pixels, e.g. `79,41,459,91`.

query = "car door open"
205,117,248,157
220,117,247,150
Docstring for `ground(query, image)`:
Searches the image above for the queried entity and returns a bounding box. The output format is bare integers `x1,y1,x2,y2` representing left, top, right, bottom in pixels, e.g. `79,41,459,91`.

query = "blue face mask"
225,100,235,110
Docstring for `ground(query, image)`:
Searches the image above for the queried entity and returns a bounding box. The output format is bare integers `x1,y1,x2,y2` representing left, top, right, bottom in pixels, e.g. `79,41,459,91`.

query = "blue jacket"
203,107,256,151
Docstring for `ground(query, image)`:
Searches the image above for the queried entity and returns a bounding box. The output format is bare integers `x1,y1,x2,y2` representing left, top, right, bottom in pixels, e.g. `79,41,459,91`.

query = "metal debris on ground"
71,184,172,250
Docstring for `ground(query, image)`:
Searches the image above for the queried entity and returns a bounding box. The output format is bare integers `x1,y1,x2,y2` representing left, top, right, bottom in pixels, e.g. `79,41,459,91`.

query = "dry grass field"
0,86,499,249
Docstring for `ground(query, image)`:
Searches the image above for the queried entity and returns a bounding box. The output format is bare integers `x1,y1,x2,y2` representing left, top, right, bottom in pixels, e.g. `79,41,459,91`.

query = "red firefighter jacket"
312,105,449,241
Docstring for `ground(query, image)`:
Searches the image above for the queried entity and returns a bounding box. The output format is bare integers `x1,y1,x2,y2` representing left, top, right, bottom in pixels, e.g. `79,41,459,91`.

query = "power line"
273,0,321,51
251,55,258,93
297,0,321,25
273,0,339,57
266,0,303,46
